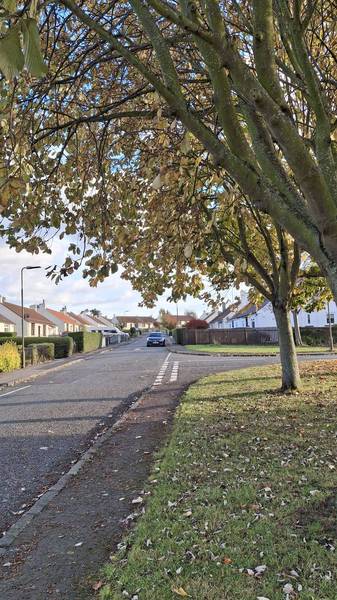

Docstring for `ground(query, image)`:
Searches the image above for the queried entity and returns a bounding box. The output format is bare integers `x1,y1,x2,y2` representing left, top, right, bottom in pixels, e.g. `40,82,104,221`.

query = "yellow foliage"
0,341,20,372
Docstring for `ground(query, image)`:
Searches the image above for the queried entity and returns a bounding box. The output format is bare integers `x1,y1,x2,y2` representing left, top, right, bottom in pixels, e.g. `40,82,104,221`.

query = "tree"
186,319,208,329
1,1,337,306
90,308,101,317
291,262,333,347
159,309,177,331
103,170,303,389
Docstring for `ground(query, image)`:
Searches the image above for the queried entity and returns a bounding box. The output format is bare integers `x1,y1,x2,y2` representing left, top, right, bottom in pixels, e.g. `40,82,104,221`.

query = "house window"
38,325,42,336
251,320,255,328
245,317,249,327
4,324,9,332
307,314,311,324
231,321,234,328
43,325,46,336
31,323,35,336
327,313,335,324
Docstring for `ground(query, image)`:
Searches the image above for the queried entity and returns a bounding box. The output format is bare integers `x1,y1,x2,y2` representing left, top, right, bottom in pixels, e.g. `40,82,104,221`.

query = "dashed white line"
152,352,171,388
169,361,179,382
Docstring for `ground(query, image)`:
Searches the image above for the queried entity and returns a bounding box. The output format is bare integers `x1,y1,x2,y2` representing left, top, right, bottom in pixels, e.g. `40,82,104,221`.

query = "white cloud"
0,239,207,317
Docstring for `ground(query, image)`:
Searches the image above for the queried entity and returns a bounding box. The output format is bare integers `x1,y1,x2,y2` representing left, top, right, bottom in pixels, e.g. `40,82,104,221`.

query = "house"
202,302,240,329
163,314,194,328
226,300,273,328
79,312,106,328
0,314,15,334
226,299,337,330
68,312,91,330
93,314,120,328
0,297,58,337
116,316,159,331
32,302,81,333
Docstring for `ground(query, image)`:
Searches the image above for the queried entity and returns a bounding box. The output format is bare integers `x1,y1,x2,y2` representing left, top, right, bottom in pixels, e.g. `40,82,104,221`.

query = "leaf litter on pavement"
99,361,337,600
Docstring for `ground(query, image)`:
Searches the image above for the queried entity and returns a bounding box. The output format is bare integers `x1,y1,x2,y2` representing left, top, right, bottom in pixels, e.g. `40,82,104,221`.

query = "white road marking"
152,352,171,388
169,361,179,382
0,385,31,398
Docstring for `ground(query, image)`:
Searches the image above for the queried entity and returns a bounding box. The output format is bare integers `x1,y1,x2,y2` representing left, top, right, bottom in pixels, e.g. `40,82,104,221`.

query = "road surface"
0,337,325,532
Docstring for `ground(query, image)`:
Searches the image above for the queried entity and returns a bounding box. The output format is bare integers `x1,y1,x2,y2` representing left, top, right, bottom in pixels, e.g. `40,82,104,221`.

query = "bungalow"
202,302,240,329
0,314,15,334
68,312,91,330
32,302,81,333
0,298,58,337
116,316,159,331
226,299,337,330
167,314,194,328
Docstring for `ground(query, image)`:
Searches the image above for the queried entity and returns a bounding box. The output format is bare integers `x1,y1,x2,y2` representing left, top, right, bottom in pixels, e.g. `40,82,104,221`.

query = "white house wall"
225,300,337,329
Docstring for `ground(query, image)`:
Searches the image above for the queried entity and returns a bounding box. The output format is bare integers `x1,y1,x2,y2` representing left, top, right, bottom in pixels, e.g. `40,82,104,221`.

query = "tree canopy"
1,1,337,303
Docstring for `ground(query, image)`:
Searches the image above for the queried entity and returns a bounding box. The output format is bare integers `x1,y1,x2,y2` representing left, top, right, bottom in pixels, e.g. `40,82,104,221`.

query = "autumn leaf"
172,586,189,597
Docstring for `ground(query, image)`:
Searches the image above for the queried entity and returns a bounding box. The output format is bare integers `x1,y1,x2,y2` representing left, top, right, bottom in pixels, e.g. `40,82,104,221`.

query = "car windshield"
149,332,162,337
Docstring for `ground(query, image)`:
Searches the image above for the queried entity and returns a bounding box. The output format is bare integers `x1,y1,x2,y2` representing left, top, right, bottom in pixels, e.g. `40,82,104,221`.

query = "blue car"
147,332,166,347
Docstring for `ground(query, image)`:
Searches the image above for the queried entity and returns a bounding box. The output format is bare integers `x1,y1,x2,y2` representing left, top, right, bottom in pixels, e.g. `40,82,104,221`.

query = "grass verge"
185,344,332,355
99,361,337,600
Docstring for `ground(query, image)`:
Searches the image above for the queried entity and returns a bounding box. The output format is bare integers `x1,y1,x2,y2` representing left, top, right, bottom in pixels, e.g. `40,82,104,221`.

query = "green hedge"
300,326,337,346
0,341,21,372
0,336,73,358
0,331,16,338
69,331,102,352
25,343,55,366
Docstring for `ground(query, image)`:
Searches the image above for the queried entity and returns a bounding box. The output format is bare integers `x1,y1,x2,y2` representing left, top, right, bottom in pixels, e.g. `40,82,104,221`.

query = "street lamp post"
21,266,41,368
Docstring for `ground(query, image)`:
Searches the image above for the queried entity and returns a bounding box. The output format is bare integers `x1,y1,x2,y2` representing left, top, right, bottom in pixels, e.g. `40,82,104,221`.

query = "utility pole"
327,301,334,352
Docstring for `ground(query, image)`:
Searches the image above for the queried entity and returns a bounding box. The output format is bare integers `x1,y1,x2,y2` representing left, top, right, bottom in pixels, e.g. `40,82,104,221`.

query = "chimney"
42,299,46,308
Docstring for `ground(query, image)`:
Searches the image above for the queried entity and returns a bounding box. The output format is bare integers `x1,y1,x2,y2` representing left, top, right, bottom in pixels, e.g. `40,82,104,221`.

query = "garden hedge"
0,332,16,338
0,336,74,358
69,331,102,352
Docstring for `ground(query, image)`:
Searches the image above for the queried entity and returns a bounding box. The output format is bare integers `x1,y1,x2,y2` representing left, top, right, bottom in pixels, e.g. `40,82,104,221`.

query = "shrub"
0,332,16,338
36,343,55,362
26,344,38,366
186,318,209,329
300,326,337,347
0,336,73,358
68,331,102,352
129,326,137,337
0,341,21,372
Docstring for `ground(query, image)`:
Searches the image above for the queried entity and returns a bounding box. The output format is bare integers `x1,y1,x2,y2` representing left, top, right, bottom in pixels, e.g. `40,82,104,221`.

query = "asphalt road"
0,337,329,534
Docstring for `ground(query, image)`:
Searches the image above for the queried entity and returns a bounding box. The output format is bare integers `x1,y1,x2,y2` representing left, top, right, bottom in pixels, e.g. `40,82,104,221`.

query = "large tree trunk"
292,310,303,346
274,306,301,391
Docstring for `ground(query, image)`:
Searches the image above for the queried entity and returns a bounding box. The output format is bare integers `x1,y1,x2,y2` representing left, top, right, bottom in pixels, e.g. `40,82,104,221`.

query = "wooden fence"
175,327,279,346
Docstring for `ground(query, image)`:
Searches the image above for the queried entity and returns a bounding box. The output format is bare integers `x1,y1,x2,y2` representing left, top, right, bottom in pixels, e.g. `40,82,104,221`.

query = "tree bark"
274,306,301,391
292,310,303,346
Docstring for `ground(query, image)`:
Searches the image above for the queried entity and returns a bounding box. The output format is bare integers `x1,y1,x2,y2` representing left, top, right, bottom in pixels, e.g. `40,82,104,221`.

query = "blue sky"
0,239,207,318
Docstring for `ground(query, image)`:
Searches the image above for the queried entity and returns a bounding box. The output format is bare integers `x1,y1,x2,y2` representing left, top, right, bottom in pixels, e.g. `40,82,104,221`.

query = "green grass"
99,361,337,600
185,344,332,355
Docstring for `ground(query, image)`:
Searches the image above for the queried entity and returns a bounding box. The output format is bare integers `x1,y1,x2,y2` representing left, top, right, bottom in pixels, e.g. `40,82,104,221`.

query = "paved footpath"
0,341,331,599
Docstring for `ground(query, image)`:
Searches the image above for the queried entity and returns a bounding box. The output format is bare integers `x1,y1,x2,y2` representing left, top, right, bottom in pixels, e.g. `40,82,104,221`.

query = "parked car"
146,331,166,347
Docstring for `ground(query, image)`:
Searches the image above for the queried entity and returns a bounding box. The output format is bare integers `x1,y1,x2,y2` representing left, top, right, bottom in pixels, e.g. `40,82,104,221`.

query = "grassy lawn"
99,361,337,600
185,344,332,355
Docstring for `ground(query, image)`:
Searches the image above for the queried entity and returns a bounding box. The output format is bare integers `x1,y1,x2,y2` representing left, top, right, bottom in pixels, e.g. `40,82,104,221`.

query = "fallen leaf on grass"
223,557,232,564
172,587,189,597
92,581,103,591
132,496,143,504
